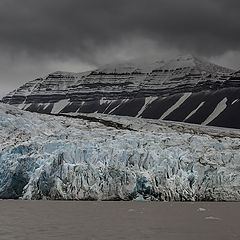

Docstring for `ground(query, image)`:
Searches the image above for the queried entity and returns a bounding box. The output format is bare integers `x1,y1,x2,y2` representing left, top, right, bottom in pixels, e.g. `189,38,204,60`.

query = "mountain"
2,54,240,129
1,102,240,201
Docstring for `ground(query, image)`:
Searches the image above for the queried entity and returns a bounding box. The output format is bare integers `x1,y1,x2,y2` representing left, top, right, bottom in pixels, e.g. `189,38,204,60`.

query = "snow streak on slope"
184,102,205,122
136,96,158,118
232,99,239,105
51,99,70,114
160,93,192,120
202,98,228,125
0,103,240,201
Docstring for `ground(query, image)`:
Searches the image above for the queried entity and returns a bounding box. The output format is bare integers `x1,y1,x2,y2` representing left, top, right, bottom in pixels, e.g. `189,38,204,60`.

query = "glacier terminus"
0,103,240,201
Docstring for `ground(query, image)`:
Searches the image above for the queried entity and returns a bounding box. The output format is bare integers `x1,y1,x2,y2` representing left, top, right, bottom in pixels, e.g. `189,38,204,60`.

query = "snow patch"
51,99,70,114
100,98,112,105
108,99,128,114
232,99,239,105
184,102,205,121
136,96,158,118
43,103,50,110
160,92,192,120
202,98,228,125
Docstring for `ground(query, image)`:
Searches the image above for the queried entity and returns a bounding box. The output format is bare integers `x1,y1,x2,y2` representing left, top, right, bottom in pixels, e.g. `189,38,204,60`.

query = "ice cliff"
0,103,240,201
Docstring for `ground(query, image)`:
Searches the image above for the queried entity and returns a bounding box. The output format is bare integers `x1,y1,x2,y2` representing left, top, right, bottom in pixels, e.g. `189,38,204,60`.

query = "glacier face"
0,103,240,201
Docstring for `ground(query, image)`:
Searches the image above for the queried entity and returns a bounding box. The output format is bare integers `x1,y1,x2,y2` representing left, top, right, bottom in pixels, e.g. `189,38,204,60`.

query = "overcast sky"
1,0,240,97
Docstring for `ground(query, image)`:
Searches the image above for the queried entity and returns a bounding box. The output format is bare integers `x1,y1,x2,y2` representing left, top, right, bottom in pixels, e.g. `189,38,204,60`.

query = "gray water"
0,201,239,240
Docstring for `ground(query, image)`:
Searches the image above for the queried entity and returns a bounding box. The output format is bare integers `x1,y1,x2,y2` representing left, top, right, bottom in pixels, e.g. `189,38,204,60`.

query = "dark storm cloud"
0,0,240,64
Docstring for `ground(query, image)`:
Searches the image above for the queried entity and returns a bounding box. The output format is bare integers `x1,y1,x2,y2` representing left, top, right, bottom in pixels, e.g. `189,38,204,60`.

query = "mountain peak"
176,54,197,61
2,53,239,131
91,54,233,75
155,54,233,74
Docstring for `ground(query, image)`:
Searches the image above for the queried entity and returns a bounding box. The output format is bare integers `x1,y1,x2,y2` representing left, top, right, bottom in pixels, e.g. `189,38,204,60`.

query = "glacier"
0,103,240,201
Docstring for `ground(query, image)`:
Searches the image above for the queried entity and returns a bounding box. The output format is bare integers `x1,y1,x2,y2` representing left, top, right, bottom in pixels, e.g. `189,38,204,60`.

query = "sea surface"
0,201,239,240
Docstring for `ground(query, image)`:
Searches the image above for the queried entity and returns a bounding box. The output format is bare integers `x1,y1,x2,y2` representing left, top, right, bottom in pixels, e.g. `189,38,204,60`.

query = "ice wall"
0,103,240,201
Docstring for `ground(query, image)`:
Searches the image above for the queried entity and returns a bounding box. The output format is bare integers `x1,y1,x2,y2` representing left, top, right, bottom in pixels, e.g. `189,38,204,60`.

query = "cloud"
210,51,240,70
0,0,240,94
0,0,240,63
0,51,94,95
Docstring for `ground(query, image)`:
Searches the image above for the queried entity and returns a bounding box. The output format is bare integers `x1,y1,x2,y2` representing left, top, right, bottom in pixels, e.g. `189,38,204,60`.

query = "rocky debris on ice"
0,103,240,201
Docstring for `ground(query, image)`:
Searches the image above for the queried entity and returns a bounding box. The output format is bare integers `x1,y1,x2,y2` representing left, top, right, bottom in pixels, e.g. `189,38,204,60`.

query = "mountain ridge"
2,54,240,129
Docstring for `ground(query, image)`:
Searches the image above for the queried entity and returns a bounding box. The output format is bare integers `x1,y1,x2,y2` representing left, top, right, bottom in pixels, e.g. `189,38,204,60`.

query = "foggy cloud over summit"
0,0,240,95
1,0,240,59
